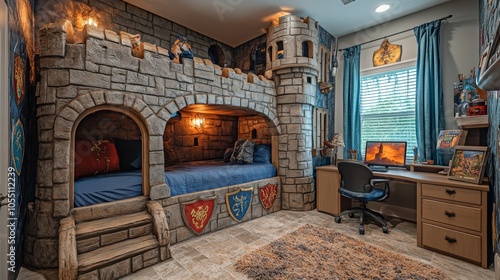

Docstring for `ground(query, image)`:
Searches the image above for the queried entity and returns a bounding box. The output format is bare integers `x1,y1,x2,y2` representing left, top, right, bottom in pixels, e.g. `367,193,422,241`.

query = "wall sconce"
82,9,98,27
192,114,205,130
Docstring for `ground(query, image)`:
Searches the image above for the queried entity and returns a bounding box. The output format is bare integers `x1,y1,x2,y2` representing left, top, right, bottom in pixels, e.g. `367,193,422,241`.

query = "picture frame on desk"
447,146,489,184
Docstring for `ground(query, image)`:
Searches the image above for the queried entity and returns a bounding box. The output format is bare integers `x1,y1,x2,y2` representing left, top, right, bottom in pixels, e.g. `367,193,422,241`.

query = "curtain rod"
338,14,452,51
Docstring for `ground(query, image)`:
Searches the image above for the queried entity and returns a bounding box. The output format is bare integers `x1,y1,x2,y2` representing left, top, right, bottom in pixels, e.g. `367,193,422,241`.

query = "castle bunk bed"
74,142,276,207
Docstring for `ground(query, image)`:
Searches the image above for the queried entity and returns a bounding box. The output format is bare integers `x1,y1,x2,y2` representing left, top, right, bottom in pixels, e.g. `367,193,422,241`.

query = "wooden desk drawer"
422,223,481,263
421,183,481,205
422,199,481,231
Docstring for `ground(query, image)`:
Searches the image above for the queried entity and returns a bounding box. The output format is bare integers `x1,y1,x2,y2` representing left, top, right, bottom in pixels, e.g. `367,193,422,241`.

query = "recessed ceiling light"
375,4,391,13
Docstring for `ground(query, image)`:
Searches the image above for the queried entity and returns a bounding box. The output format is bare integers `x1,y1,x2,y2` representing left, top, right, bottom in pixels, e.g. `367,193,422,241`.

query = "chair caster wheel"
335,216,342,223
348,213,355,218
359,226,365,235
382,226,389,234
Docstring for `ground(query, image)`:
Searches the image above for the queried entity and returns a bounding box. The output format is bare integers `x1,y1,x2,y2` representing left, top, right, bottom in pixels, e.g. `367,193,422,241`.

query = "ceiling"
124,0,450,47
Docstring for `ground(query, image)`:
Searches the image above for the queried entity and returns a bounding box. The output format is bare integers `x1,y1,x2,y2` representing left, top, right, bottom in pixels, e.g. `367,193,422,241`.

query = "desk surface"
316,165,489,192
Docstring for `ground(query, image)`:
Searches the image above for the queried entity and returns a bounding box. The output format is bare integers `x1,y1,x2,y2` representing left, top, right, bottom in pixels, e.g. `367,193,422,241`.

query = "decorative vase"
331,148,338,165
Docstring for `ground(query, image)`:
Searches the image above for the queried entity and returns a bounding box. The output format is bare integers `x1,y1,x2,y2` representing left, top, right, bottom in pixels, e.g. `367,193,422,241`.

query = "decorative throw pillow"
223,148,233,162
253,144,272,163
114,138,142,171
231,139,255,164
74,140,120,178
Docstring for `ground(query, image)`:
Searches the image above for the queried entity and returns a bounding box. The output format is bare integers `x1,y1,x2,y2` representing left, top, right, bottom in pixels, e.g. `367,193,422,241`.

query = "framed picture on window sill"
447,146,489,184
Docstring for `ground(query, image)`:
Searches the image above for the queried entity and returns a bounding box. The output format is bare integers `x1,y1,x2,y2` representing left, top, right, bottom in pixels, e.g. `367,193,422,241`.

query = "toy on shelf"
170,34,194,63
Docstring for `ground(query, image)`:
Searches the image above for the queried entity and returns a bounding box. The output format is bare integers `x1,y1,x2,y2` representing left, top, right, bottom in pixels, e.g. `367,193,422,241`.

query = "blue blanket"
164,160,277,196
74,170,143,207
74,160,277,207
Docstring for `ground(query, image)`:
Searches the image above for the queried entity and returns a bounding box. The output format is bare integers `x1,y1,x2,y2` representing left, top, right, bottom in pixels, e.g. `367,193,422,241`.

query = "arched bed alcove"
70,106,150,208
162,104,279,197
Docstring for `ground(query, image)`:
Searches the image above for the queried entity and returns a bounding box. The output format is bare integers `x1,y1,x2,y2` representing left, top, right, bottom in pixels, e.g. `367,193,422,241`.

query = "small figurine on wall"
130,34,143,58
170,34,194,63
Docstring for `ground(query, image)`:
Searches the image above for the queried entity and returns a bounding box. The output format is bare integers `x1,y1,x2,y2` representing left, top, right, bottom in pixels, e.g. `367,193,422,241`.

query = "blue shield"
226,188,253,222
11,120,25,175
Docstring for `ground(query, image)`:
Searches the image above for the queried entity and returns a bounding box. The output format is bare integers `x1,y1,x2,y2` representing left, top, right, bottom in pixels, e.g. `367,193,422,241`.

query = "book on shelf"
436,129,467,149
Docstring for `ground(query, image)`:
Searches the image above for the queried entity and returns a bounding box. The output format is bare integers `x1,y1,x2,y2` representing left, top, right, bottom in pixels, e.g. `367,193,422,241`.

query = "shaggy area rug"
234,224,446,280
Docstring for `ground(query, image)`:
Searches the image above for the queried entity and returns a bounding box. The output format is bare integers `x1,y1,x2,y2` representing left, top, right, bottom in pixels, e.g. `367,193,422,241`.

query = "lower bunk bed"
74,160,277,207
74,143,282,243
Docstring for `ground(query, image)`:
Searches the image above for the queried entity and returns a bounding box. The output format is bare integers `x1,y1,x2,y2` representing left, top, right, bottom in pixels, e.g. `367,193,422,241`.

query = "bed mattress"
74,160,277,207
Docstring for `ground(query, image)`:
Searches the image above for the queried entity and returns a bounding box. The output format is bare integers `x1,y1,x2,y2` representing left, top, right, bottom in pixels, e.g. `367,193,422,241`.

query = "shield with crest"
226,188,253,222
181,196,216,235
258,183,278,212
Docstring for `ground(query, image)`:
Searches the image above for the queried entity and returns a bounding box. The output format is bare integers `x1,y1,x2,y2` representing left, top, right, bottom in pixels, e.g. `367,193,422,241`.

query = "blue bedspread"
164,160,277,196
74,160,277,207
74,170,143,207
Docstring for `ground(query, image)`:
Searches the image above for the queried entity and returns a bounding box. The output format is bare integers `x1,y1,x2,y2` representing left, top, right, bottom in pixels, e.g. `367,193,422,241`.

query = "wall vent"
340,0,355,5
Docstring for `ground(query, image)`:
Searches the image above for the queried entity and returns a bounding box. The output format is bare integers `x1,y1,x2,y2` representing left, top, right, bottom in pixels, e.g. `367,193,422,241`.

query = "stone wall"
35,0,235,67
163,112,238,163
159,177,281,245
75,110,141,141
238,116,272,144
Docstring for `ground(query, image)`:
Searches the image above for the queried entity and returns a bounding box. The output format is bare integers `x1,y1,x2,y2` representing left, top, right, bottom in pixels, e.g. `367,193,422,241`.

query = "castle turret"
268,15,319,210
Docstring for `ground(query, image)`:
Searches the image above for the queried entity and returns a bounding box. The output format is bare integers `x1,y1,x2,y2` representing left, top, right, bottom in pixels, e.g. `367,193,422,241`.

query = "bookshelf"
455,116,489,146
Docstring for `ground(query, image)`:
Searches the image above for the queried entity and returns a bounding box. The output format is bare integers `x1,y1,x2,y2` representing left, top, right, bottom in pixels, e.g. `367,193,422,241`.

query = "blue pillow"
253,144,272,163
114,138,142,171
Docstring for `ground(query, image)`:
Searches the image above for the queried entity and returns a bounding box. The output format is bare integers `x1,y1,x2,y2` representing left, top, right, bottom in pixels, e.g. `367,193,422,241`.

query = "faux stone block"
33,238,58,267
70,69,111,89
132,255,143,272
87,38,139,71
101,230,128,246
149,184,171,200
47,69,70,87
39,20,73,57
98,258,131,280
129,224,153,239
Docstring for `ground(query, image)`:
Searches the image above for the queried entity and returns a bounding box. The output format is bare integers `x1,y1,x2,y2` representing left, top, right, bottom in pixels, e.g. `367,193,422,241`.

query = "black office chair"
335,161,390,235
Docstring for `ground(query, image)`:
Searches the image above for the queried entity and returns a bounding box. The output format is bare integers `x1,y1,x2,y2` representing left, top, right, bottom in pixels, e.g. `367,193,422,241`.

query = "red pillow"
74,140,120,178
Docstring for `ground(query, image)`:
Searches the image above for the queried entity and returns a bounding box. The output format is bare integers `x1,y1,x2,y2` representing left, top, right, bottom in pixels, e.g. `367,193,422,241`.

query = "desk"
316,165,490,268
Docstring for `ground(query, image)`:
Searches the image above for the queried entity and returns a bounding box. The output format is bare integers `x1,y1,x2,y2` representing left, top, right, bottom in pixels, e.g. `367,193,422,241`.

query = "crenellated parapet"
266,15,319,72
38,20,277,118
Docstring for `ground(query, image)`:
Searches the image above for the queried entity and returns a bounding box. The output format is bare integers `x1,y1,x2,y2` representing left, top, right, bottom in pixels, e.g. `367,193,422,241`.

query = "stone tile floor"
20,210,495,279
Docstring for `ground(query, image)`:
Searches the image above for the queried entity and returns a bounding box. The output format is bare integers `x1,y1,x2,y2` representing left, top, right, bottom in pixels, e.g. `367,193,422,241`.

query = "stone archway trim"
52,90,166,210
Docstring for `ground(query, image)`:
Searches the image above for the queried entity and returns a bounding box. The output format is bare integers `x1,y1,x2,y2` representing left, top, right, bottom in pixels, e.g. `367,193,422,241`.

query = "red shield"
259,183,278,212
181,197,216,235
14,54,25,105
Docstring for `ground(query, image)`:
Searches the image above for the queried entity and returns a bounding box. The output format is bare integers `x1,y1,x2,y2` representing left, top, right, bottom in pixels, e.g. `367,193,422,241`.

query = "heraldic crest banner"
258,183,278,212
226,188,253,222
181,196,216,235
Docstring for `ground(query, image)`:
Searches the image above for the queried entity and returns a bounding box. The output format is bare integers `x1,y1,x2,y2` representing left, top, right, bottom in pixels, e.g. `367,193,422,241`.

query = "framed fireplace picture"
448,146,489,184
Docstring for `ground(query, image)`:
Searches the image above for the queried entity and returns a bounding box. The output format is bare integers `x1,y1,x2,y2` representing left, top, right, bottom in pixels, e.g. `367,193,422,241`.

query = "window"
313,108,328,149
302,41,313,58
360,65,417,159
318,44,329,82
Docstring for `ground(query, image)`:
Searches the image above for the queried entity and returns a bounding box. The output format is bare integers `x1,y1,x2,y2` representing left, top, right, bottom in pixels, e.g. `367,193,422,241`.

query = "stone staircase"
59,197,171,280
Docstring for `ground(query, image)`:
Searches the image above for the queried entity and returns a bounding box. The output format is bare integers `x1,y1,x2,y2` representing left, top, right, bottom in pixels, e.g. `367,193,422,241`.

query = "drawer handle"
445,236,457,243
444,210,456,217
445,189,456,195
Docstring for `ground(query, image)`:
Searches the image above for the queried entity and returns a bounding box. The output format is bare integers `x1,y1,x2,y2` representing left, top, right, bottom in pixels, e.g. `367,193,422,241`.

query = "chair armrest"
370,178,390,200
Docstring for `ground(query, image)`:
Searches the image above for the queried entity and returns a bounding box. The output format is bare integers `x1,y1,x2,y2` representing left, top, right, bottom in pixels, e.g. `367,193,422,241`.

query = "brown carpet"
235,224,446,280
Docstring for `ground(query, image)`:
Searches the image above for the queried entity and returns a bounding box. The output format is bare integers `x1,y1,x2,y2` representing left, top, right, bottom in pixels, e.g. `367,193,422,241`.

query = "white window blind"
360,66,417,159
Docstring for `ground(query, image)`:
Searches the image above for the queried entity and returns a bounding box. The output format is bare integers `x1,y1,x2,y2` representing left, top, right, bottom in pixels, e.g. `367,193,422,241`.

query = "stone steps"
77,234,159,274
76,212,152,240
67,200,171,279
73,196,148,223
